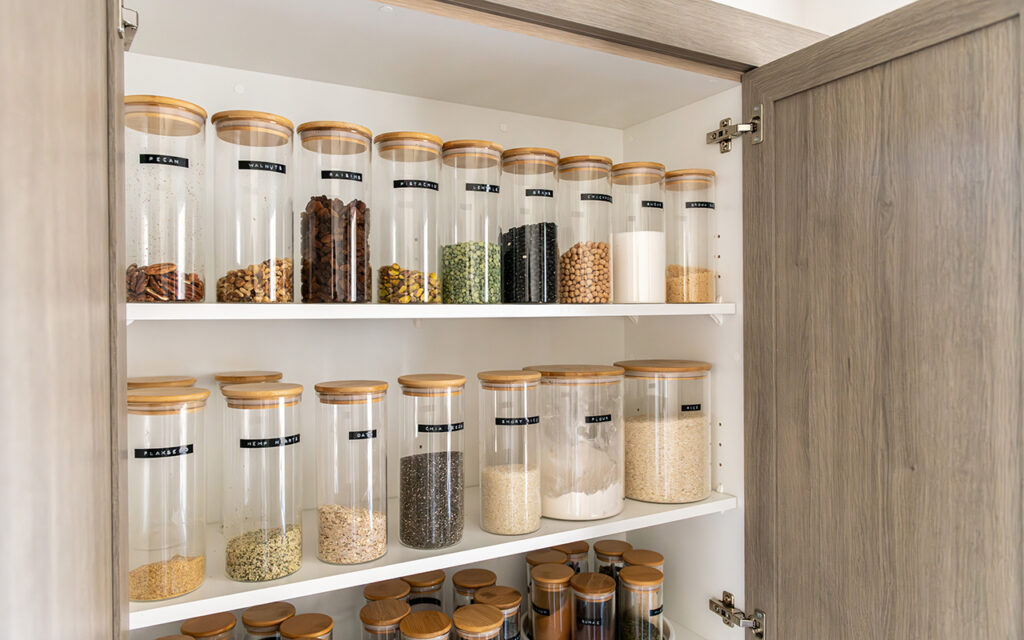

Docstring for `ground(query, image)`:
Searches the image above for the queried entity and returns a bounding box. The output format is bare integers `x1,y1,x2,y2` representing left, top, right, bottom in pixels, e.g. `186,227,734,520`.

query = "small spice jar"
365,578,413,604
242,601,296,639
452,568,497,609
181,612,237,640
570,572,616,640
615,359,712,503
128,375,197,389
530,564,574,640
362,599,412,640
524,549,568,636
617,566,664,640
622,549,665,573
593,540,632,581
315,380,388,564
403,569,447,613
127,386,209,601
221,382,304,582
375,131,443,304
453,604,504,640
551,541,590,574
400,611,453,640
398,374,466,549
478,370,542,535
474,586,523,640
297,121,373,303
280,613,334,640
665,169,716,303
124,95,207,303
611,162,666,303
500,147,560,303
441,140,504,304
556,155,613,304
524,365,625,521
212,110,295,303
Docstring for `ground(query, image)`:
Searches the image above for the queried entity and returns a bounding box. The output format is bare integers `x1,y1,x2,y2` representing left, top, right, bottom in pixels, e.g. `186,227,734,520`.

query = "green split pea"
442,241,501,304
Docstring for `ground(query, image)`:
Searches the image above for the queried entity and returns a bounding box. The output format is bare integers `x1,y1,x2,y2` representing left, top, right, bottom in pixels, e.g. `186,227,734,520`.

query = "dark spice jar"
500,147,560,303
570,572,615,640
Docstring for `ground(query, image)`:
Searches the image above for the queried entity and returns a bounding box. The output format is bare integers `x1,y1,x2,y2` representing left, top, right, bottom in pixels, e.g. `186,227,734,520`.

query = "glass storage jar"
570,572,615,640
441,140,503,304
474,586,522,640
315,379,388,564
242,601,296,639
478,370,542,535
453,604,504,640
622,549,665,573
362,599,412,640
127,386,209,601
127,375,196,389
556,155,613,304
524,364,625,520
375,131,443,303
212,110,295,303
593,540,632,581
530,564,574,640
403,570,447,613
401,611,452,640
280,614,334,640
297,121,373,303
398,374,466,549
615,359,712,503
617,567,664,640
221,382,303,581
500,147,560,303
452,569,497,609
365,578,412,604
551,541,589,574
181,612,237,640
665,169,716,303
124,95,207,303
524,549,568,637
610,162,666,303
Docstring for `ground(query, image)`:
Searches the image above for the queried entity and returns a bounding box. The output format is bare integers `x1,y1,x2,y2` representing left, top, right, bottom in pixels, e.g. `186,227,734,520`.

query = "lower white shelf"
129,489,736,629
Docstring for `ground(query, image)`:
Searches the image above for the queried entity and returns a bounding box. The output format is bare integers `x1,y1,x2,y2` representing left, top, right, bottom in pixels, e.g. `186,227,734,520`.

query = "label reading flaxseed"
495,416,540,426
681,403,702,412
641,200,664,209
139,154,189,168
393,179,438,190
238,160,286,173
239,434,300,448
581,193,612,203
321,170,362,181
685,201,715,209
134,444,193,458
417,422,465,433
466,183,500,193
348,429,377,440
585,414,612,424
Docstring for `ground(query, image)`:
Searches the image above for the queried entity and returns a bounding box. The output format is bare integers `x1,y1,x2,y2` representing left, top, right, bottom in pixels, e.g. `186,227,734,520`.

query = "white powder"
612,230,666,303
542,482,624,520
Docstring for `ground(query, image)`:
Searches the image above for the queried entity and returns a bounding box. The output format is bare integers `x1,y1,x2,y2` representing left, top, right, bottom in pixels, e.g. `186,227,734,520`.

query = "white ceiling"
129,0,737,129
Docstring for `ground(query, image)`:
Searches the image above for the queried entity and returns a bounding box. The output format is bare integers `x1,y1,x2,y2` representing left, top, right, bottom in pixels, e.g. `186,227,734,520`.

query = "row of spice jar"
126,95,716,306
168,606,331,640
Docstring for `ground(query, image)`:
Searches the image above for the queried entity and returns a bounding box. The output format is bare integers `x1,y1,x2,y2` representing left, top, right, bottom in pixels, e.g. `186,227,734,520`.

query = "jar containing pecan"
570,572,615,640
400,611,452,640
622,549,665,573
212,110,294,303
530,564,574,640
551,541,589,574
362,599,412,640
242,601,296,639
298,121,373,303
452,568,497,609
500,147,560,303
125,95,207,303
474,586,523,640
180,612,237,640
127,386,209,601
403,570,447,613
365,578,412,605
127,375,196,389
617,567,664,640
524,548,567,637
611,162,666,303
375,131,443,303
556,156,613,304
593,540,632,582
453,604,504,640
280,614,334,640
665,169,716,303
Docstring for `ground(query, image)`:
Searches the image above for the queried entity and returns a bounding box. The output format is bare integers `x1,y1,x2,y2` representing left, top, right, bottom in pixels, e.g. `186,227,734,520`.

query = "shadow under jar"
664,169,716,303
124,95,207,303
556,155,613,304
611,162,666,304
297,121,373,303
500,147,560,303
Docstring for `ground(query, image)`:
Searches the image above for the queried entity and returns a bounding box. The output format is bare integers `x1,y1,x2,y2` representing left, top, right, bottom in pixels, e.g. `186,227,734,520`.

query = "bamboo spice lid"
623,549,665,568
570,572,616,595
402,569,446,587
452,604,504,633
614,359,712,373
127,386,210,405
180,612,237,637
453,568,497,590
531,563,575,586
214,370,283,384
474,585,522,609
364,578,412,601
279,613,334,638
618,565,665,588
526,549,568,567
552,540,589,556
593,539,632,558
360,599,411,626
242,601,296,629
400,611,452,638
127,375,196,389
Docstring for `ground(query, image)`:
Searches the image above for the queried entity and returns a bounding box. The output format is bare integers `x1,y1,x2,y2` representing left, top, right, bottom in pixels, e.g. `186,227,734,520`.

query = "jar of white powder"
610,162,666,303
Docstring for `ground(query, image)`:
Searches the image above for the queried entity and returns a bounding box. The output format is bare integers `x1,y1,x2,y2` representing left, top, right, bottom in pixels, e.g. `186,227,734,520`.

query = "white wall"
717,0,914,35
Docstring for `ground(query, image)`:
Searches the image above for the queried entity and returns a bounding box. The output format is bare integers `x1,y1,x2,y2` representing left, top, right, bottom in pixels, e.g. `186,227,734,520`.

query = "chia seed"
399,451,464,549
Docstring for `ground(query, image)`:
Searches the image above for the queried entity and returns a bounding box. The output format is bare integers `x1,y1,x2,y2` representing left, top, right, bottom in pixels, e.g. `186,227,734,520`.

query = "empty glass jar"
242,601,296,639
593,540,632,582
617,567,664,640
403,570,447,613
570,573,616,640
280,613,334,640
501,147,560,303
556,155,613,304
530,564,574,640
400,611,452,640
453,604,504,640
552,541,589,574
180,612,237,640
452,568,497,609
127,375,196,389
474,586,522,640
365,578,412,604
611,162,666,303
665,169,716,303
362,599,412,640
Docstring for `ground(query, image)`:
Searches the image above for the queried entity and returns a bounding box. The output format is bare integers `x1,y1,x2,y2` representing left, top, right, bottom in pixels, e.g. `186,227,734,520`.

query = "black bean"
500,222,558,303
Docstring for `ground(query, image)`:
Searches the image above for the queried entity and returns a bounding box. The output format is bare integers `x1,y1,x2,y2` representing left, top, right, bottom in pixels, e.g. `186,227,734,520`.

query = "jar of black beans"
500,147,560,303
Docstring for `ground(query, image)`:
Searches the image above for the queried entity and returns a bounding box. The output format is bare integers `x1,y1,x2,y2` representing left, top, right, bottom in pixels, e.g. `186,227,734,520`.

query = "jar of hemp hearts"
242,601,296,639
665,169,716,303
280,613,334,640
221,382,304,581
556,155,613,304
127,386,209,601
362,599,412,640
180,612,237,640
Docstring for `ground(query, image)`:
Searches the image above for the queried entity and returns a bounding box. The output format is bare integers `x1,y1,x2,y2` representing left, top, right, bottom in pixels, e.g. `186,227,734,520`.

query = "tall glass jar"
524,549,568,638
556,156,613,304
365,578,412,604
297,121,373,303
523,364,625,520
593,540,632,582
452,569,497,609
315,380,388,564
617,567,664,640
124,95,207,303
362,599,412,640
530,564,574,640
665,169,716,303
212,110,294,303
398,374,466,549
180,612,237,640
551,541,589,573
403,570,447,613
622,549,665,573
441,140,503,304
615,359,712,503
611,162,666,303
242,601,296,639
570,572,615,640
375,132,443,304
127,386,209,601
400,611,452,640
281,614,334,640
221,382,303,581
127,375,196,389
474,586,522,640
453,604,504,640
500,147,560,303
477,370,541,535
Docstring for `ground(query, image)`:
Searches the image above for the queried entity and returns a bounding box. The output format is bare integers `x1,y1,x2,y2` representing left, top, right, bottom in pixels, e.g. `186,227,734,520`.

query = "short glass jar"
362,599,412,640
530,564,574,640
593,540,632,582
551,541,589,574
127,375,196,390
280,613,334,640
400,610,453,640
242,601,296,639
124,95,207,303
477,370,542,535
474,586,522,640
524,549,568,636
665,168,716,303
617,566,664,640
616,359,712,503
622,549,665,573
127,386,209,601
403,570,447,613
611,162,666,303
500,147,560,303
453,604,504,640
365,578,412,605
556,155,613,304
451,568,496,609
570,572,616,640
180,612,237,640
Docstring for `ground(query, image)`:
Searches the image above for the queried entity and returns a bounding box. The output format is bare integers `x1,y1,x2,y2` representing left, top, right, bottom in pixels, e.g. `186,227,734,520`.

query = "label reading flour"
417,422,465,433
393,179,439,190
495,416,540,426
238,160,286,173
466,183,500,193
139,154,189,168
685,201,716,209
526,188,554,197
585,414,612,424
134,444,193,459
641,200,664,209
239,434,300,448
321,170,363,181
348,429,377,440
681,403,702,412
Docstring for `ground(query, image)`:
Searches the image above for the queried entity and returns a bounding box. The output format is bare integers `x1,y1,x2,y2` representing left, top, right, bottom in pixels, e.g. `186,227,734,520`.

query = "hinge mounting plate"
119,2,138,51
709,591,767,638
706,104,763,153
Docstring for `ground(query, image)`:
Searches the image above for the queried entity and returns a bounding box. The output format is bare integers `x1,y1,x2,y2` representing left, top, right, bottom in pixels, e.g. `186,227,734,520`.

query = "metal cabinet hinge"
709,591,767,638
119,1,138,51
705,105,763,153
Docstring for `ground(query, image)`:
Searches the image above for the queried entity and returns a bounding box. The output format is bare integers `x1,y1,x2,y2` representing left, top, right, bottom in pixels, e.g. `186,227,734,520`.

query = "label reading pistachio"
417,422,465,433
239,434,300,448
393,179,439,190
238,160,286,174
134,444,193,459
139,153,189,168
321,170,363,181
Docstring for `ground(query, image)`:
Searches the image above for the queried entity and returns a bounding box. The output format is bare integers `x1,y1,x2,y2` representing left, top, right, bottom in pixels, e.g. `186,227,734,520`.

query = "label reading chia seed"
134,443,193,459
650,605,664,616
393,179,439,190
681,403,702,412
321,170,363,181
532,603,551,616
238,160,286,174
581,193,612,203
585,414,612,424
466,182,500,193
239,434,300,448
417,422,465,433
526,188,554,197
348,429,377,440
408,596,442,607
641,200,664,209
686,201,716,209
495,416,540,426
139,153,189,168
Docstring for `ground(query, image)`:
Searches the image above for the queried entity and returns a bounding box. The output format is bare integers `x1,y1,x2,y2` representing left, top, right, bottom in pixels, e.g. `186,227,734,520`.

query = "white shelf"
129,489,736,629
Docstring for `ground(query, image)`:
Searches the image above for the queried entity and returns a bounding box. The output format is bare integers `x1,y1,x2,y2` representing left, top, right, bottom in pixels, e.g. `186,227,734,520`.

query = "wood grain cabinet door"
743,0,1023,637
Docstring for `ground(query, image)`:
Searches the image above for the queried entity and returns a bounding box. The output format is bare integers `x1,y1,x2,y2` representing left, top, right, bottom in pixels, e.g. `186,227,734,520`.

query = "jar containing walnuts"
556,155,613,304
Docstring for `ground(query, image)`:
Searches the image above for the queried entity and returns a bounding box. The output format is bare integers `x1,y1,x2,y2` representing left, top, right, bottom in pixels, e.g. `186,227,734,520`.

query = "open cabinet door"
743,0,1023,637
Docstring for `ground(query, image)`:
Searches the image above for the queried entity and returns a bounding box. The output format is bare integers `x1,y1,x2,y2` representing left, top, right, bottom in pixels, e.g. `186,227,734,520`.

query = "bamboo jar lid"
127,386,210,405
478,370,541,390
360,599,411,626
180,612,237,637
279,613,334,638
570,572,616,595
364,578,412,601
623,549,665,568
453,604,504,633
211,110,294,147
316,380,388,404
127,375,196,389
125,95,206,136
593,539,632,558
402,569,446,587
614,359,712,373
552,540,589,556
400,611,452,638
375,131,442,162
222,382,303,409
526,549,568,567
618,565,665,588
453,568,497,590
531,563,575,586
524,364,624,385
611,161,665,185
442,139,504,169
502,147,560,174
214,370,283,384
474,585,522,609
242,601,296,629
297,121,372,155
399,373,466,396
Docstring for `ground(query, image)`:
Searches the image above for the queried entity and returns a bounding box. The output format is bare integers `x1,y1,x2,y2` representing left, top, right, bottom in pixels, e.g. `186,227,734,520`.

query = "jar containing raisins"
280,613,334,640
452,568,497,609
665,168,716,302
362,599,412,640
617,567,664,640
453,604,504,640
570,572,615,640
474,586,522,640
401,611,453,640
242,601,296,639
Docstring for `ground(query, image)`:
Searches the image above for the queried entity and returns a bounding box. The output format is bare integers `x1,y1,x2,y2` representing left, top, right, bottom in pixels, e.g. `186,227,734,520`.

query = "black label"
508,635,521,640
525,188,554,197
348,429,378,440
578,618,604,627
641,200,664,209
650,605,664,617
417,422,465,433
139,153,189,168
238,160,286,174
408,597,442,607
239,434,300,448
532,603,551,616
581,193,612,203
393,179,439,190
495,416,540,426
321,169,363,181
134,443,193,459
585,414,612,424
681,403,702,412
685,201,716,209
466,183,500,193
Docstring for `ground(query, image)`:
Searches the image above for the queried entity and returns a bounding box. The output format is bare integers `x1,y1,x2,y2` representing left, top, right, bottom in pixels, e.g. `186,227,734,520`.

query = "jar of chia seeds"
611,162,666,303
441,140,503,304
180,612,237,640
242,601,296,639
221,382,303,582
365,578,412,605
622,549,665,573
500,147,560,303
127,374,196,389
474,586,523,640
453,604,504,640
477,370,542,536
570,572,616,640
403,570,447,613
127,386,209,601
362,599,412,640
400,610,453,640
556,155,613,304
551,540,589,573
530,564,574,640
452,568,497,609
280,613,334,640
665,168,716,303
398,374,466,549
593,540,632,582
617,567,664,640
524,549,568,637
